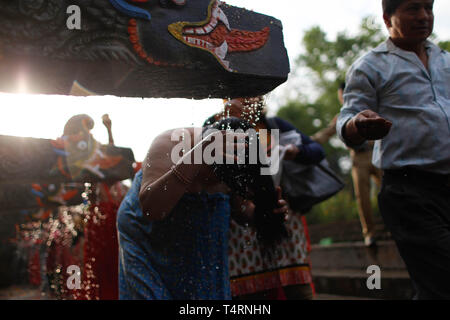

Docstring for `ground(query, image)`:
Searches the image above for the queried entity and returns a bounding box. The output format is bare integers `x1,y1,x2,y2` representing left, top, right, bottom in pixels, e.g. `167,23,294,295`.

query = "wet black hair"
203,117,289,249
382,0,407,16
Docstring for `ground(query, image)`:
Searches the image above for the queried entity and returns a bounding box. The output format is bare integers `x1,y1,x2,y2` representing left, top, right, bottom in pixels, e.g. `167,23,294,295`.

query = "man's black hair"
382,0,406,16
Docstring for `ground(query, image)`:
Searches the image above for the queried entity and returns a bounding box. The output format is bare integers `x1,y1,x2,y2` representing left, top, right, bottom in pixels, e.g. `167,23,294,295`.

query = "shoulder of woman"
152,128,197,145
144,128,199,165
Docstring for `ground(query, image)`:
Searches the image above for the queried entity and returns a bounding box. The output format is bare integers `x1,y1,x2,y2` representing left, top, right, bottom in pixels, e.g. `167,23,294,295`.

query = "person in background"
205,97,325,300
63,114,127,300
337,0,450,299
312,83,382,247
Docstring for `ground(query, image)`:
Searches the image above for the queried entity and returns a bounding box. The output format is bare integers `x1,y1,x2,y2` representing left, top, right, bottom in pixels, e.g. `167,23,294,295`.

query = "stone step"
0,286,44,300
310,240,406,270
310,240,413,300
315,293,379,300
312,268,413,300
308,218,391,244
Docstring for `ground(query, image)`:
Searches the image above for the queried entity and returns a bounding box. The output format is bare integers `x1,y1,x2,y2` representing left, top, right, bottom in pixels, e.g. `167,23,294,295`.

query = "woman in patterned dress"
205,97,325,300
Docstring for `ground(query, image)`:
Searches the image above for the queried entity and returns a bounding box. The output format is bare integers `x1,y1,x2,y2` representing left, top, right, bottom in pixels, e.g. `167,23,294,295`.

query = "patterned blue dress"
117,170,231,300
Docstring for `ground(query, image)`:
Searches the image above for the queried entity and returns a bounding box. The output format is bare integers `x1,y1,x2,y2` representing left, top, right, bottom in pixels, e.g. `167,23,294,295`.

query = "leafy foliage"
439,41,450,52
277,17,385,176
305,189,381,226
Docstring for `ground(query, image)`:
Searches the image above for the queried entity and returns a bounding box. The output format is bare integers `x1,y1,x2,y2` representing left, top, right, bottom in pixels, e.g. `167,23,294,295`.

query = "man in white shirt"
337,0,450,299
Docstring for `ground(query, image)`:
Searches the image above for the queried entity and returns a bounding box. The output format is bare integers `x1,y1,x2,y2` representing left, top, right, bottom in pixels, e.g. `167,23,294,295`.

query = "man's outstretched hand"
345,110,392,145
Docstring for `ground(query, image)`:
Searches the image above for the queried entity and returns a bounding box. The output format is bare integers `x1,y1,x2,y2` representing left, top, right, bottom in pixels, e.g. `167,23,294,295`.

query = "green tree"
276,17,386,226
439,40,450,52
277,17,385,176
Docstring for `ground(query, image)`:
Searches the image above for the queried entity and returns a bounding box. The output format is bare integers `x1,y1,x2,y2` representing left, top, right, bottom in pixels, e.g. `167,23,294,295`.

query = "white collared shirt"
337,38,450,174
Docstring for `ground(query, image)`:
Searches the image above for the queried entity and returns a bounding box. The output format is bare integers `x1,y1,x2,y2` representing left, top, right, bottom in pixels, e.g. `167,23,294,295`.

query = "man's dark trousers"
378,169,450,300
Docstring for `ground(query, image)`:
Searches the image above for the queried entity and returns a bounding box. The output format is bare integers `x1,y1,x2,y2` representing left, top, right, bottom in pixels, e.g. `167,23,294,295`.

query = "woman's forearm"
139,161,202,221
139,128,241,221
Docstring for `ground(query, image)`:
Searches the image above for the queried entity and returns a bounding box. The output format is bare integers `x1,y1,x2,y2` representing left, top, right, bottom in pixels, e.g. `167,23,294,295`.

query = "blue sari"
117,170,231,300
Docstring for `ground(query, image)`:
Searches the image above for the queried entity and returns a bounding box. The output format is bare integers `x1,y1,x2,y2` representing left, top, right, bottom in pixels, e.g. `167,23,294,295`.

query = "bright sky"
1,0,450,162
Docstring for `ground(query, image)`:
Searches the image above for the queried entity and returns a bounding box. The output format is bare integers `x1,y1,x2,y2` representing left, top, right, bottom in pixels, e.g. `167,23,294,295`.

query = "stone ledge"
310,241,407,270
312,268,413,300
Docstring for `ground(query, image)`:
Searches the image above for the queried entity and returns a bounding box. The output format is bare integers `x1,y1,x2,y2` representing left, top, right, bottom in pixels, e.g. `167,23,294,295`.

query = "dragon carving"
0,0,290,98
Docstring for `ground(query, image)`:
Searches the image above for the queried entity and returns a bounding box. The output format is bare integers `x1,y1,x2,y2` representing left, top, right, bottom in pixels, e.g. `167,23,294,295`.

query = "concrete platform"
310,241,414,300
312,268,413,300
308,218,390,244
315,293,378,300
310,241,406,270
